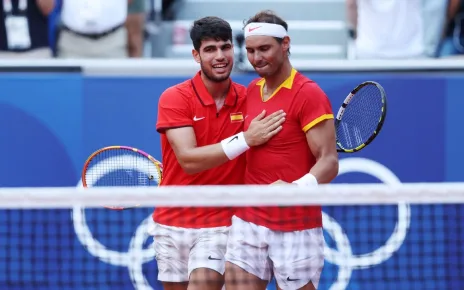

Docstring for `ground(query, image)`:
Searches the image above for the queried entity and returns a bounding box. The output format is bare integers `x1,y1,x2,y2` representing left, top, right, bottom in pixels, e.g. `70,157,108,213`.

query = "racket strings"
337,85,384,149
85,149,161,187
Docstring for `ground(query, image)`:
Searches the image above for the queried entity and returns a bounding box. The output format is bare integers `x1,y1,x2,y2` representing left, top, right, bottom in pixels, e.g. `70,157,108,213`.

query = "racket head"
335,81,387,153
81,145,163,210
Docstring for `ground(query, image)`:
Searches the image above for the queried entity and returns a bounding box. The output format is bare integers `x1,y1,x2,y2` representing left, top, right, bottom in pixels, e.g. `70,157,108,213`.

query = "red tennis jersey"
155,71,247,228
235,68,334,231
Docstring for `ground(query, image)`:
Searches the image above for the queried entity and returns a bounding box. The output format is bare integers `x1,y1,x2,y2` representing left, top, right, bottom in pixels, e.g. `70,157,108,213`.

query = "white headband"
244,22,288,39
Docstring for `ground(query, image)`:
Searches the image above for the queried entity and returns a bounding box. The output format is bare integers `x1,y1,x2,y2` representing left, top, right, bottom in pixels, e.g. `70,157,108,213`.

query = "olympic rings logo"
72,157,410,290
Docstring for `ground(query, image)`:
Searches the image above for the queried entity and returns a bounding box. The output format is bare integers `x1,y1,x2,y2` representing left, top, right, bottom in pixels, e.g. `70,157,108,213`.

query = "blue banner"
0,71,462,290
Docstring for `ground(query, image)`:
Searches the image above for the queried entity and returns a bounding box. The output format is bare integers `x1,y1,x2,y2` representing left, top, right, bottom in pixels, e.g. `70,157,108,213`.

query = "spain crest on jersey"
230,112,244,123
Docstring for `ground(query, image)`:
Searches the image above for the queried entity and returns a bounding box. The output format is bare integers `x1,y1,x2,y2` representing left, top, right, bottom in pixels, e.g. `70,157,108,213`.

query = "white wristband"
221,132,250,160
292,173,318,187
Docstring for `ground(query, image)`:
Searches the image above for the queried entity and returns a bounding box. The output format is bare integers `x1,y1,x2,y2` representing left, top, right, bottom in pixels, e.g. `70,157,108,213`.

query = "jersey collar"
191,71,238,107
256,68,297,102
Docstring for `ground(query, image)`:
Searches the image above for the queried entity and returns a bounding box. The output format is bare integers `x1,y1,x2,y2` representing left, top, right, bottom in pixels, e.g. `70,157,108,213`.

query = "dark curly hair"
190,16,233,51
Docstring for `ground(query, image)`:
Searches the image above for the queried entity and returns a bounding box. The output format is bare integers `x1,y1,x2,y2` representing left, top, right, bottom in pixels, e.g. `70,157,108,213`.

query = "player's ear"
282,36,290,54
192,49,201,63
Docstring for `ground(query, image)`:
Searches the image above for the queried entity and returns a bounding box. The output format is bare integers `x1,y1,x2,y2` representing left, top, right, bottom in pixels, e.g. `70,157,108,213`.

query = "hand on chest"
245,100,304,144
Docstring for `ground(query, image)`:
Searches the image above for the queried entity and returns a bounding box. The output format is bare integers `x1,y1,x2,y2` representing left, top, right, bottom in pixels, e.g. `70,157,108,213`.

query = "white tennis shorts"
148,221,229,282
225,216,325,290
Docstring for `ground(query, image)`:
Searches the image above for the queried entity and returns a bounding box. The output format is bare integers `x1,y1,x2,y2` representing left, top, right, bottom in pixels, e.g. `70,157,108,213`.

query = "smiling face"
192,38,234,83
245,35,290,78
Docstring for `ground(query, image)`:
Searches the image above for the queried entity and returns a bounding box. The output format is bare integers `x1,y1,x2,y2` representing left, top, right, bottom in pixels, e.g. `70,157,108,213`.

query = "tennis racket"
81,145,163,210
335,81,387,153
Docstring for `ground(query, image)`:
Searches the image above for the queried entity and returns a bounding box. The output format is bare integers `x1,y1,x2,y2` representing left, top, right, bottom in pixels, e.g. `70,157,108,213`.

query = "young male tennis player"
224,10,339,290
151,16,285,290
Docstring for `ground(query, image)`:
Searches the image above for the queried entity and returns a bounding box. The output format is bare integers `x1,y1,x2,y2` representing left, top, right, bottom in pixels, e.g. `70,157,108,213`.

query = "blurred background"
1,1,464,290
1,0,463,60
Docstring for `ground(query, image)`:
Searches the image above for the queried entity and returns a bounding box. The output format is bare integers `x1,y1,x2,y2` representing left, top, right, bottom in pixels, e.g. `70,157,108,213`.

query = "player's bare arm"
271,119,338,186
166,110,286,174
305,119,339,184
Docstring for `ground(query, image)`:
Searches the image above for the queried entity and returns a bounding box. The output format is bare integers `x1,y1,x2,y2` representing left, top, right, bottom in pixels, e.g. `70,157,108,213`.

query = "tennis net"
0,183,463,290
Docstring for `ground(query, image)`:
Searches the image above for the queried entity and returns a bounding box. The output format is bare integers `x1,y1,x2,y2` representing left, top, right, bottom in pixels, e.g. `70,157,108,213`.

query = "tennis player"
224,10,339,290
150,16,286,290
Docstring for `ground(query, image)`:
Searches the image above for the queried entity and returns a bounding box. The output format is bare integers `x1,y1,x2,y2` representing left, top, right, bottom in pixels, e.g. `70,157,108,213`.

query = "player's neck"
201,73,230,100
263,61,293,93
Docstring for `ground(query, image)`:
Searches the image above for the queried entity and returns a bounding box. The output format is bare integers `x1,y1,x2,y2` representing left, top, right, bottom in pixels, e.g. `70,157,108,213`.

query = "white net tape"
1,182,464,209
